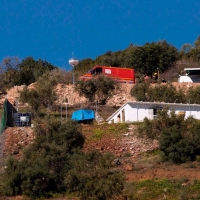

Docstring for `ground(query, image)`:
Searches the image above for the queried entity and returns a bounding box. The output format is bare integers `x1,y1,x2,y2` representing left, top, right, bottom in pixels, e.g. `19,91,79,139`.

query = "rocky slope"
0,82,134,107
1,82,200,107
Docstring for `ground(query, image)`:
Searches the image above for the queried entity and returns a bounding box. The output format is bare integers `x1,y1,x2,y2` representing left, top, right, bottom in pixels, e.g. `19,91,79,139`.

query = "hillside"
1,82,200,199
1,124,200,184
1,81,200,160
0,83,134,108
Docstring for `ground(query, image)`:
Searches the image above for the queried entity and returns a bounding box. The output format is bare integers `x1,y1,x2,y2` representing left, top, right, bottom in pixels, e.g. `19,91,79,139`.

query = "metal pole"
16,98,18,112
189,99,191,116
60,99,62,123
0,117,1,133
66,102,67,121
73,65,75,84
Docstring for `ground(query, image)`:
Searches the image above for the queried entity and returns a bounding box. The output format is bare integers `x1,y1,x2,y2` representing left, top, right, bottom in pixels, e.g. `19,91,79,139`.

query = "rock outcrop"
1,127,35,160
0,83,135,107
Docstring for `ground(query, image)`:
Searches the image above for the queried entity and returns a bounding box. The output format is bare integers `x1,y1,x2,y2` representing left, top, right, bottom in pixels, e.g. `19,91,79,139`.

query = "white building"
106,101,200,123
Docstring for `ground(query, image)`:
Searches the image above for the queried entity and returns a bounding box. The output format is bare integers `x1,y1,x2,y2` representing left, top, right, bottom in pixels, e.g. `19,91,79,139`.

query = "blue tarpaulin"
72,109,95,121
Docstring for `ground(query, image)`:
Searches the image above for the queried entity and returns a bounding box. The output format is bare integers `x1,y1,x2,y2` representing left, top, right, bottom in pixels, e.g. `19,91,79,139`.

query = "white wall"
107,102,200,123
173,104,200,119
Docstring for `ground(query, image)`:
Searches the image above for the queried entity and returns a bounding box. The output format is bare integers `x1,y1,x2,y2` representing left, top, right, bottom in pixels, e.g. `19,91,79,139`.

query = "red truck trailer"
79,65,135,84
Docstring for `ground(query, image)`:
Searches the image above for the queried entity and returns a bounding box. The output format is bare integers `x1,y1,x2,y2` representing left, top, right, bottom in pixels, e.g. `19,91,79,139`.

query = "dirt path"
125,162,200,182
0,133,6,169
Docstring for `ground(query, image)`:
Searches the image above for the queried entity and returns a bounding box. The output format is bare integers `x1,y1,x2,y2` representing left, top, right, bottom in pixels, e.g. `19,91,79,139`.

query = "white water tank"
69,58,79,66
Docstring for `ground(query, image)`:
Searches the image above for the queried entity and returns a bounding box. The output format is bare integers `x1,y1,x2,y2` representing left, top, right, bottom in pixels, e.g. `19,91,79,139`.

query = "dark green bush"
187,86,200,104
65,150,124,200
130,83,186,103
159,125,195,163
130,82,150,101
137,108,200,163
148,84,186,103
75,75,118,104
20,72,57,116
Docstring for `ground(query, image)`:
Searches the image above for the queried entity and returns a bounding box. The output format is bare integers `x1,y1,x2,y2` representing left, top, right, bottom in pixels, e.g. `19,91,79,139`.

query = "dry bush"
50,69,74,84
160,59,200,82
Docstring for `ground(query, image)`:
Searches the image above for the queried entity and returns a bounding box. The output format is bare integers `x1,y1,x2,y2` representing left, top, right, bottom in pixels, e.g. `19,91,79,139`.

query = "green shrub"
75,75,118,104
196,156,200,162
187,86,200,104
130,83,186,103
130,82,150,101
137,108,200,164
148,84,186,103
20,72,57,116
65,150,125,200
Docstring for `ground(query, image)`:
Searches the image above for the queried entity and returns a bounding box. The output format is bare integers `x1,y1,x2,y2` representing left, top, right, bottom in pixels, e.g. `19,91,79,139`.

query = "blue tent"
71,109,95,121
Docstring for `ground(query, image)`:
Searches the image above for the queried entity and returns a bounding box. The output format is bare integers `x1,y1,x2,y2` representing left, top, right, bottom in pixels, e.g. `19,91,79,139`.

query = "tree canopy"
181,35,200,61
19,72,57,115
0,56,57,93
75,40,179,79
130,82,186,103
75,75,118,104
18,57,57,85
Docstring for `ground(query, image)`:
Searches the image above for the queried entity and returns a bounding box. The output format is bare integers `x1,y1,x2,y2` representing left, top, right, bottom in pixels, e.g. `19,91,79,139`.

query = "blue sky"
1,0,200,70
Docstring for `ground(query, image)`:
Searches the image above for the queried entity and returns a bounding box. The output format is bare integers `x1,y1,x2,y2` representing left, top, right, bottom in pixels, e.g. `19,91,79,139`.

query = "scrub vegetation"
130,82,200,104
75,75,119,104
0,118,124,199
137,108,200,163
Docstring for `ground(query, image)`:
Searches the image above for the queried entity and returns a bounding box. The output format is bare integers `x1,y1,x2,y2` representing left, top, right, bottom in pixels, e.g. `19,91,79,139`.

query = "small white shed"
106,101,200,123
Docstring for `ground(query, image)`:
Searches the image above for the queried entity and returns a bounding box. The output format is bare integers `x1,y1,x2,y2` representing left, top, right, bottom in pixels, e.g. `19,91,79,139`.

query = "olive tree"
20,72,57,115
137,108,200,163
75,75,118,104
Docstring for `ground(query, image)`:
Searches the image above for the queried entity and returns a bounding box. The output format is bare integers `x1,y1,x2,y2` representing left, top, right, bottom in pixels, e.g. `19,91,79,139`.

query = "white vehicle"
178,75,200,82
178,68,200,82
178,75,193,82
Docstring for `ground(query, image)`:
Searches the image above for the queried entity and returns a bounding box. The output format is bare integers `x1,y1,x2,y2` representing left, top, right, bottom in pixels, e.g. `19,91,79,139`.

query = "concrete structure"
106,101,200,123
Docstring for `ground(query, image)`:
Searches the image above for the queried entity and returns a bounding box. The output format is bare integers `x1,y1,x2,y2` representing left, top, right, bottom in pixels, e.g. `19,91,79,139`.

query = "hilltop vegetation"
130,82,200,104
1,35,200,93
1,36,200,114
75,36,200,81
